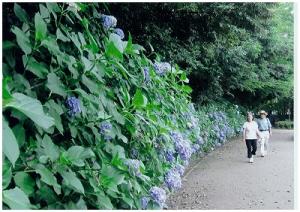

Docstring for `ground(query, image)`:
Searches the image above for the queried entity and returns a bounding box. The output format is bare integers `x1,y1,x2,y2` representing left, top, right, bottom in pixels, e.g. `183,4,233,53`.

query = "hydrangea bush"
2,3,244,209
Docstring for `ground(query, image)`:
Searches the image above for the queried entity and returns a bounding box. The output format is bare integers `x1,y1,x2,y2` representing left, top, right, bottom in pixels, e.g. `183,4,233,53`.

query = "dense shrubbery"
2,3,243,209
275,120,293,129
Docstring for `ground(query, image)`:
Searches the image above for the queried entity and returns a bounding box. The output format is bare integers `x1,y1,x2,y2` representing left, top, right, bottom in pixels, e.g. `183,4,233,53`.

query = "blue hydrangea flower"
192,143,200,153
66,96,81,116
196,136,204,145
101,15,117,29
143,67,150,83
114,28,125,39
165,150,175,162
99,121,113,141
170,131,192,161
175,164,185,176
125,159,142,177
165,169,182,190
149,187,166,208
141,197,149,210
153,62,171,76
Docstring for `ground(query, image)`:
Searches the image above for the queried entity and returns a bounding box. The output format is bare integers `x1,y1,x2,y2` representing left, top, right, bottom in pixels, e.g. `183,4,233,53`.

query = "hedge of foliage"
2,3,244,209
275,120,293,129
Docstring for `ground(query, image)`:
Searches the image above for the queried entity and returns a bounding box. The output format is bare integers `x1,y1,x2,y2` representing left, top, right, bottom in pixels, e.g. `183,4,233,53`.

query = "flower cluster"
164,168,182,190
153,62,171,76
191,143,201,154
141,197,150,210
170,131,192,161
99,121,113,141
149,187,166,208
114,28,125,39
165,149,175,162
143,67,150,83
101,15,117,29
65,96,81,117
175,164,185,176
125,159,142,177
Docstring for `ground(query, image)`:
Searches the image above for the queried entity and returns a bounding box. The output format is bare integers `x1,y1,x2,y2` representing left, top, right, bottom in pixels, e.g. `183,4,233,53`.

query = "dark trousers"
245,139,257,158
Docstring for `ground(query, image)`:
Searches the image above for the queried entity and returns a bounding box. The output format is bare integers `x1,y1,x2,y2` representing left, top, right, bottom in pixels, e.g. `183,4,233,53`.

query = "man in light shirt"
256,110,272,157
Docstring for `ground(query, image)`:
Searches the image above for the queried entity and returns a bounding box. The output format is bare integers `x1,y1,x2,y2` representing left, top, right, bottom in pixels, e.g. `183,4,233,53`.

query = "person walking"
243,112,261,163
256,110,272,157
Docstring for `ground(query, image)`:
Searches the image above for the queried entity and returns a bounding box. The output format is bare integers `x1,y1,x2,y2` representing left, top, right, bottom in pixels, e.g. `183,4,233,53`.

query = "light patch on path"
167,129,294,209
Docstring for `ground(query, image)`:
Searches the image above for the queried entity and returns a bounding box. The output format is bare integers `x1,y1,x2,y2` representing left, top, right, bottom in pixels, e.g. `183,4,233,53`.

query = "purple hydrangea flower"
141,197,149,210
143,67,150,83
165,169,182,190
175,164,185,176
153,62,171,76
114,28,125,39
149,187,166,208
101,15,117,29
99,121,113,141
165,150,175,162
66,96,81,116
125,159,142,177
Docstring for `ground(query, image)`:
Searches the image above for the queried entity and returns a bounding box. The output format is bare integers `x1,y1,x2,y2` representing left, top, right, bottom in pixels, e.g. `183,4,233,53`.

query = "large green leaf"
13,3,29,23
23,56,48,79
40,134,60,162
46,73,67,97
12,124,25,147
65,146,95,167
3,187,34,209
5,93,55,130
3,159,12,189
132,89,148,108
3,119,19,167
14,172,35,195
11,26,32,55
35,12,47,41
35,164,61,195
60,170,84,194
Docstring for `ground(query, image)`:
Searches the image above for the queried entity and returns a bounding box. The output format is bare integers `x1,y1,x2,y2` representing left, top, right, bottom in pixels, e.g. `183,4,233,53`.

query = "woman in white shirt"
243,112,261,163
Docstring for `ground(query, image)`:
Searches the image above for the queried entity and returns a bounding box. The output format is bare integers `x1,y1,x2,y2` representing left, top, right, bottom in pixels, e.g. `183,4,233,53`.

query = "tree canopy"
105,3,294,113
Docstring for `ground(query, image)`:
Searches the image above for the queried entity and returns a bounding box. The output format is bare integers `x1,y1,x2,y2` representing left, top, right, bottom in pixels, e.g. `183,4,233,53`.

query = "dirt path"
167,129,294,210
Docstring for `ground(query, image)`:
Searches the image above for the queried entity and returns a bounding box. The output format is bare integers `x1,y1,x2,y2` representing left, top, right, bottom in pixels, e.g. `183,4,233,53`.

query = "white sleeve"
243,122,247,129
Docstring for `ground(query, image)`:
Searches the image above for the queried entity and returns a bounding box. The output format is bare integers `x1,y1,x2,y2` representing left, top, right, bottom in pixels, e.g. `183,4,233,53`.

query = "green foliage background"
107,2,294,113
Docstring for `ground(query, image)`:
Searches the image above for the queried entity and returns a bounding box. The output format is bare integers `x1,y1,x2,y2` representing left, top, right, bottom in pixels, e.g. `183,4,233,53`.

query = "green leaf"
182,85,193,93
65,146,95,167
132,89,148,108
14,172,35,195
11,26,32,55
106,42,123,60
46,73,67,97
3,159,12,189
96,191,114,209
35,12,47,41
3,77,12,105
35,164,61,195
60,170,84,194
3,187,34,209
3,118,19,167
5,93,55,130
56,28,70,42
14,3,29,23
40,134,60,162
100,164,125,191
12,124,25,147
109,33,126,53
23,55,48,79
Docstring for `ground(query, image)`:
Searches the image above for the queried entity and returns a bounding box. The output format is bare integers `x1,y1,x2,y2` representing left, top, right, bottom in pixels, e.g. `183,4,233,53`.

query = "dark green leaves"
3,187,34,209
64,146,95,167
46,73,67,97
11,26,31,55
3,159,12,189
14,172,35,195
4,93,55,130
35,165,61,195
3,119,19,167
60,170,84,194
35,12,47,41
14,3,29,23
132,89,148,108
23,56,48,79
